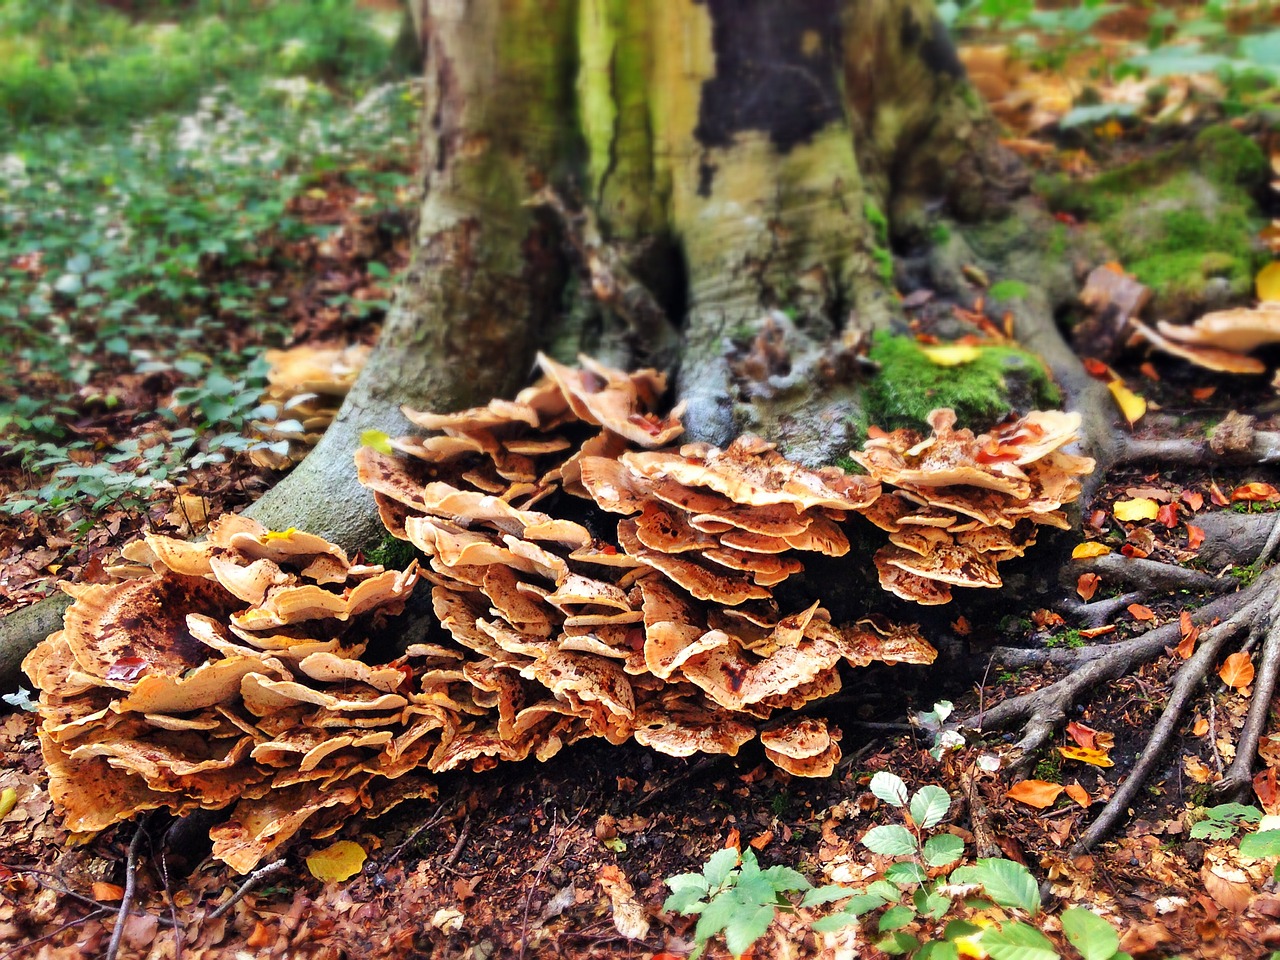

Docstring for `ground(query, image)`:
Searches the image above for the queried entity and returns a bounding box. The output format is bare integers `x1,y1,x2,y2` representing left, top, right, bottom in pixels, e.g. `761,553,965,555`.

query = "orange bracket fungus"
26,353,1091,872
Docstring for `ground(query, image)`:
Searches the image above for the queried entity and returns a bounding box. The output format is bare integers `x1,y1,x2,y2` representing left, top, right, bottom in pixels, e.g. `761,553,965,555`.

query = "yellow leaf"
1006,779,1064,808
264,527,299,541
1114,498,1159,522
1058,745,1115,767
0,787,15,820
306,840,367,882
1072,542,1112,559
361,429,394,455
1108,379,1146,425
1257,261,1280,302
921,344,982,366
1219,651,1255,690
306,188,329,200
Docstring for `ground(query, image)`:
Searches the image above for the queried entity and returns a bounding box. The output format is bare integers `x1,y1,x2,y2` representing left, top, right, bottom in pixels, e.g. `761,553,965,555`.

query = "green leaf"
923,833,966,868
1240,830,1280,858
877,931,921,955
724,903,776,957
980,921,1058,960
954,859,1040,915
1062,907,1120,960
694,893,738,940
910,785,952,830
760,865,810,893
918,943,961,960
878,904,916,932
862,825,918,857
703,848,741,889
811,910,858,934
663,886,708,915
886,862,928,885
871,772,909,807
800,885,854,908
665,872,710,895
914,886,951,920
944,919,982,941
867,880,902,902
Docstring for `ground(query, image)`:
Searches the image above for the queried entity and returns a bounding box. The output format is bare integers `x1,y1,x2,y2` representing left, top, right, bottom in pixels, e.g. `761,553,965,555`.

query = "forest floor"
5,3,1280,960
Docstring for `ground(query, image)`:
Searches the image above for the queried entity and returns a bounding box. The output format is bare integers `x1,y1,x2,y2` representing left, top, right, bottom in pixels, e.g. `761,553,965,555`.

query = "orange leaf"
1058,746,1115,767
1219,651,1255,690
1128,603,1155,621
725,828,741,850
1232,482,1280,502
92,882,125,902
1182,490,1204,511
1065,783,1091,808
1156,503,1180,528
247,922,272,949
952,615,972,636
1139,361,1161,381
1184,755,1213,784
1007,780,1064,809
1255,768,1280,816
1083,357,1113,379
749,831,773,851
1080,625,1116,639
1210,481,1231,506
1193,718,1209,736
1032,608,1065,629
1191,386,1217,401
1066,721,1099,750
1072,542,1112,559
1186,524,1206,551
1120,544,1149,559
1076,572,1101,601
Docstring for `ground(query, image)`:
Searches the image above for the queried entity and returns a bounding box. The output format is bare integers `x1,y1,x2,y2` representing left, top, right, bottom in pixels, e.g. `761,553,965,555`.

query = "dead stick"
1073,612,1252,855
208,859,288,921
443,815,472,871
105,824,145,960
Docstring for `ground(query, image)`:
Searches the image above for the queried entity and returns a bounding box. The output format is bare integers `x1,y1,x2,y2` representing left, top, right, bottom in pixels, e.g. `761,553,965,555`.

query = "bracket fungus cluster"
22,516,433,873
25,354,1092,872
852,408,1094,605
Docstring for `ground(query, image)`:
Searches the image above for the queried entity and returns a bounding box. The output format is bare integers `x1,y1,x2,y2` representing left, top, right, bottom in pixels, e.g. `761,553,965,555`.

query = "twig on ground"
1217,599,1280,799
208,858,288,921
1073,608,1262,856
383,804,449,866
517,801,590,960
443,815,472,871
1207,697,1223,779
961,764,1000,859
105,823,145,960
158,846,184,960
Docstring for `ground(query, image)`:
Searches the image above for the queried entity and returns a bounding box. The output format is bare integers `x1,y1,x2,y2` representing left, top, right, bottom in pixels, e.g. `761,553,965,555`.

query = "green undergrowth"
1039,125,1270,316
0,0,403,127
0,4,419,529
860,332,1061,435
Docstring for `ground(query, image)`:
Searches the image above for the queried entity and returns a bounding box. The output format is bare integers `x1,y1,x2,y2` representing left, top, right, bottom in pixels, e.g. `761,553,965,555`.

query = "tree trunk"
252,0,1044,542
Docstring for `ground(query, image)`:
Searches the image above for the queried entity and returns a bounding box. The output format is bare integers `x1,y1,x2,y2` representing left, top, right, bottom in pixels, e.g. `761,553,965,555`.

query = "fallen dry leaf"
1210,481,1231,506
1128,603,1155,621
1007,780,1064,809
1079,625,1116,639
750,831,774,851
1058,746,1114,768
1072,542,1111,559
1065,721,1100,750
1192,386,1217,401
1114,498,1159,522
1258,261,1280,302
306,840,367,883
1108,379,1147,426
1201,863,1253,914
1157,503,1180,528
1255,768,1280,815
92,882,125,902
1076,572,1101,602
1065,783,1091,808
1184,755,1213,783
1193,718,1209,736
1187,524,1206,551
598,865,651,941
1219,651,1255,690
1182,490,1204,511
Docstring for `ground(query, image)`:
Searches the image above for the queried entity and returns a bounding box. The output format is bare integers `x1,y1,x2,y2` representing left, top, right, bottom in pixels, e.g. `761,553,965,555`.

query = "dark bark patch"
694,0,843,153
904,9,965,80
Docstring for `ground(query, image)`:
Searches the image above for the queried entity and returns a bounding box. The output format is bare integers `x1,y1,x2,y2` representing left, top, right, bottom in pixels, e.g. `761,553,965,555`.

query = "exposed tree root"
971,570,1278,765
1057,592,1145,630
1067,555,1233,596
1216,600,1280,800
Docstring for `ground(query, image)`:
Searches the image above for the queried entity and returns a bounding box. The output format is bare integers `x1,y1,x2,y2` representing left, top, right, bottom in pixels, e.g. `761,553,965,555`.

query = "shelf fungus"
852,408,1094,604
27,355,1089,872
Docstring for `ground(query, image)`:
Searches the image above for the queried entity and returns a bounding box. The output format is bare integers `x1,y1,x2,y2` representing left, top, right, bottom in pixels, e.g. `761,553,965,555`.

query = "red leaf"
1210,481,1231,507
1066,721,1099,750
1120,544,1149,559
1156,503,1180,528
1076,572,1101,602
1187,524,1206,551
1181,490,1204,512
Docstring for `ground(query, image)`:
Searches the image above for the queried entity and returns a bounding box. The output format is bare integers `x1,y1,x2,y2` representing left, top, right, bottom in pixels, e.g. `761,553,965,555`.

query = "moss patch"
862,332,1060,434
365,535,418,571
1037,125,1268,318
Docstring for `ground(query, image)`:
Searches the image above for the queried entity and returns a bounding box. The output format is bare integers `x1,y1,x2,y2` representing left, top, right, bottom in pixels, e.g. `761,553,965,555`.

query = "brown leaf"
1156,502,1180,528
1080,625,1116,639
1065,783,1091,808
1219,651,1255,690
1006,780,1064,809
598,865,651,941
1255,768,1280,815
1182,490,1205,511
92,882,124,901
951,615,972,636
1076,572,1101,602
1184,755,1213,783
1201,863,1254,913
1127,603,1155,621
1210,481,1231,506
1193,718,1209,736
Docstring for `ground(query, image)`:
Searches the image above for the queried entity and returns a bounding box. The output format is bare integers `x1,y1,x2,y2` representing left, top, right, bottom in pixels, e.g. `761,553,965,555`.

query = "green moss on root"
862,332,1060,432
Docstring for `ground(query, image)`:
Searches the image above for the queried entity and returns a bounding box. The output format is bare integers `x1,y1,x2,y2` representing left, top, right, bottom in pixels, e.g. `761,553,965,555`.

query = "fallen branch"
105,823,145,960
207,858,288,921
1216,596,1280,800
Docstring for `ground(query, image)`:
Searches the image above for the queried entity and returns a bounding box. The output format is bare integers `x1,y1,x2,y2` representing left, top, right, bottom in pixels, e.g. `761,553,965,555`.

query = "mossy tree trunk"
251,0,1042,550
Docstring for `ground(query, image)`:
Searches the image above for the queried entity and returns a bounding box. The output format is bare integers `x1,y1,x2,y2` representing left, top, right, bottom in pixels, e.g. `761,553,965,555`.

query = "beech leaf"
1108,379,1146,425
1219,651,1255,690
306,840,368,883
1058,746,1114,768
1072,542,1111,559
1076,572,1101,601
1113,498,1159,522
1005,780,1063,809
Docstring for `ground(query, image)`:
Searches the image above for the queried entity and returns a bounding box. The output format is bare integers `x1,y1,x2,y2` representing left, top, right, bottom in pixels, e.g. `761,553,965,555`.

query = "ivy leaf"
1062,907,1120,960
910,785,952,830
870,772,909,807
862,825,919,857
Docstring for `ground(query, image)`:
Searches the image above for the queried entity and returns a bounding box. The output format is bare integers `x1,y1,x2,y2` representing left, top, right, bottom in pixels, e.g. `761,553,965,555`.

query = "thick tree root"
1216,600,1280,800
1066,555,1233,596
1057,592,1146,630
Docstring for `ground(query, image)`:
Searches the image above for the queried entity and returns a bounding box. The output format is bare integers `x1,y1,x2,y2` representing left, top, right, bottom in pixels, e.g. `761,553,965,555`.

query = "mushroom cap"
1130,318,1265,374
1157,304,1280,354
618,519,772,604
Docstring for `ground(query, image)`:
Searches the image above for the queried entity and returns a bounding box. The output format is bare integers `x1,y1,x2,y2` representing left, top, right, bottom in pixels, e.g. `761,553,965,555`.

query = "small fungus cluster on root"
24,354,1093,873
853,408,1094,604
22,516,434,874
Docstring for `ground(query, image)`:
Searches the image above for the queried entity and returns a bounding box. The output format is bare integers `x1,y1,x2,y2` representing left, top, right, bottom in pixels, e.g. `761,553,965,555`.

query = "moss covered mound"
1040,125,1270,319
861,332,1060,435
